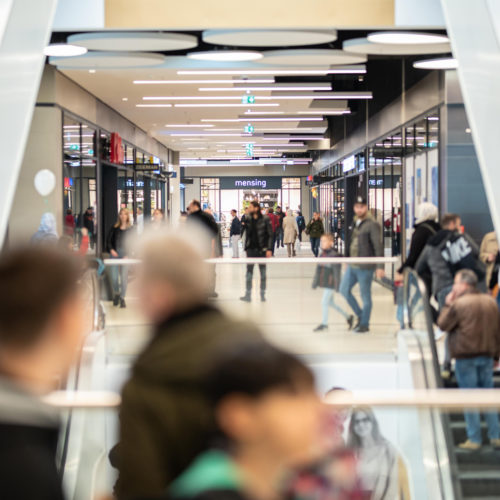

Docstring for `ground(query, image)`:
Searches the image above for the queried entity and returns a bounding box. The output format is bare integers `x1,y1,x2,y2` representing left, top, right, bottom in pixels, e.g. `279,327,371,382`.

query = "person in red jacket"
64,209,75,238
267,207,279,255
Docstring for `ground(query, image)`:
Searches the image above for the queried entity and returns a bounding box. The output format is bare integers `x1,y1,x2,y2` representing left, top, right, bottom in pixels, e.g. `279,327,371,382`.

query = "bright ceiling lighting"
44,44,88,57
169,133,254,137
173,103,279,108
178,66,366,75
187,50,263,62
413,57,457,70
136,104,173,108
367,32,449,45
145,93,370,101
297,110,351,115
201,116,323,123
199,84,332,91
244,111,285,115
134,79,274,84
428,116,439,121
165,124,214,128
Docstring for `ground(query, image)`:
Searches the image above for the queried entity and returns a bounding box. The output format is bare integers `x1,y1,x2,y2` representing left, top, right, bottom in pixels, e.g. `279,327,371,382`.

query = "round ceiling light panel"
343,37,451,55
413,57,458,70
258,49,366,66
49,51,166,69
202,29,337,47
367,32,449,45
187,50,262,62
44,44,88,57
67,32,198,52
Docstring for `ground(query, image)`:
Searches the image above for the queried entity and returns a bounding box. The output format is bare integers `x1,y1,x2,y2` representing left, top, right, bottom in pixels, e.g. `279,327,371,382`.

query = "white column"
441,0,500,234
0,0,58,245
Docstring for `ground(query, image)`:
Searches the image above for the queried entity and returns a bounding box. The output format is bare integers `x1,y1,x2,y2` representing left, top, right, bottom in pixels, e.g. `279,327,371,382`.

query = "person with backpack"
312,234,354,332
296,211,306,242
306,212,325,257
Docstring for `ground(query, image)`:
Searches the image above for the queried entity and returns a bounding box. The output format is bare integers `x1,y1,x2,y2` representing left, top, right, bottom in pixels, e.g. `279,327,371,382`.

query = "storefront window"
282,177,301,212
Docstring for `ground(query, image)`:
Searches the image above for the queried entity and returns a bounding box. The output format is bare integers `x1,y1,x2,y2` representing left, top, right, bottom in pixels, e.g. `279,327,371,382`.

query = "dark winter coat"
416,230,486,295
229,216,241,237
312,247,342,291
188,210,222,257
243,214,274,252
112,306,263,500
306,219,325,239
398,220,441,273
346,214,384,270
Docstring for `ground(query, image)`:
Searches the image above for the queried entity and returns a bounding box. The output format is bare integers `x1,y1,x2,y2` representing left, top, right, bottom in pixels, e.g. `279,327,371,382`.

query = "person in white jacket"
283,209,299,257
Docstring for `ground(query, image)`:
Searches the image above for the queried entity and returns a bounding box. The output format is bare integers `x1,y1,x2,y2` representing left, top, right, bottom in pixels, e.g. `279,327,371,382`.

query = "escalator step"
456,448,500,466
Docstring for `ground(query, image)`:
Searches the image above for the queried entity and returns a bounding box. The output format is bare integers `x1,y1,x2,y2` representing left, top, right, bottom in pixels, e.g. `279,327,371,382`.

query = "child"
312,234,354,332
166,343,322,500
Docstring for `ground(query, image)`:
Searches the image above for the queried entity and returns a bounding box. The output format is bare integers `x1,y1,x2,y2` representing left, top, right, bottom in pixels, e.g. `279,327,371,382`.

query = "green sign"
241,94,255,104
69,144,79,151
244,124,254,133
88,149,94,156
245,143,254,157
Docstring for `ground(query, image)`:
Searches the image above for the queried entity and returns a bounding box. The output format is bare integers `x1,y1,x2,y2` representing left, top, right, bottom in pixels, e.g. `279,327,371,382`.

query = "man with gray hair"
112,229,263,499
438,268,500,451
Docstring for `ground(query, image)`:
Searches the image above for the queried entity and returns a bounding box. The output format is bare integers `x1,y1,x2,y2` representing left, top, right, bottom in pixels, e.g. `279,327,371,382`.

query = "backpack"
441,233,486,282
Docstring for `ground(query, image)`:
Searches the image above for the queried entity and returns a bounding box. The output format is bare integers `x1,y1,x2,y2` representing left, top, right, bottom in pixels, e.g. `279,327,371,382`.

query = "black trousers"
245,249,267,293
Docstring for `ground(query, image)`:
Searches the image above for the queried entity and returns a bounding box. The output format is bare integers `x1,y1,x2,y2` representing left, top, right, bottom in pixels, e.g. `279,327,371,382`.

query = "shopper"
187,200,220,298
0,247,85,500
306,212,325,257
312,234,354,332
166,342,321,500
296,210,306,243
275,205,285,248
396,202,440,288
347,407,409,500
229,209,241,258
283,209,299,257
240,201,273,303
479,230,499,289
416,213,485,310
240,206,250,250
112,231,263,500
438,269,500,450
151,208,165,228
64,208,75,237
267,207,279,255
339,197,384,334
83,206,95,250
106,208,133,308
31,212,59,246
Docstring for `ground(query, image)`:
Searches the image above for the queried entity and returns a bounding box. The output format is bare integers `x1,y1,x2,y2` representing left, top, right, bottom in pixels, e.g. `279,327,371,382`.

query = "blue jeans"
310,237,320,257
455,356,500,443
111,255,129,298
276,227,284,247
321,289,348,325
339,266,374,327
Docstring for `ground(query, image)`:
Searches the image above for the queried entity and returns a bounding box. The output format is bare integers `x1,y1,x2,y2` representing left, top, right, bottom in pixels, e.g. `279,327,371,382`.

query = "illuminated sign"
220,176,282,190
342,155,356,173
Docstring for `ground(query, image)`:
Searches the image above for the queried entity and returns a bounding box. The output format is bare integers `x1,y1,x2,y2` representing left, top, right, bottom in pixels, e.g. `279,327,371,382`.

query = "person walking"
438,269,500,450
64,208,75,238
107,208,133,308
240,206,250,250
312,234,354,331
479,230,499,289
240,201,273,303
296,210,306,243
275,206,285,248
267,207,279,255
83,206,95,250
306,212,325,257
229,209,241,258
339,196,384,333
283,209,299,257
31,212,59,246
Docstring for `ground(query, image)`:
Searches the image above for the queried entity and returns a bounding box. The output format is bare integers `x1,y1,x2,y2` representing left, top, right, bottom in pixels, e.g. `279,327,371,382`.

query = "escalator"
403,269,500,500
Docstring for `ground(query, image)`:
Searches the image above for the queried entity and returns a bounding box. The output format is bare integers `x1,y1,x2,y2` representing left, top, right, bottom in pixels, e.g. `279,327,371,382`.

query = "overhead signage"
220,176,283,190
244,124,254,134
342,155,356,173
242,95,255,104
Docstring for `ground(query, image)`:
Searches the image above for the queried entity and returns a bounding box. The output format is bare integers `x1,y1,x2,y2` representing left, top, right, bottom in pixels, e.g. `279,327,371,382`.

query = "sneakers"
120,297,126,309
113,294,120,307
353,324,369,334
458,440,481,451
441,362,452,380
347,315,355,330
314,324,328,332
491,438,500,448
240,294,251,302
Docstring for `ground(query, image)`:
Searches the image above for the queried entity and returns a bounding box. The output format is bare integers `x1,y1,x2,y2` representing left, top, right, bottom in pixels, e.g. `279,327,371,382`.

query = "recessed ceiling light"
122,97,128,101
44,44,88,57
178,66,366,76
413,57,457,70
368,32,449,45
187,50,263,62
89,69,96,73
134,79,275,84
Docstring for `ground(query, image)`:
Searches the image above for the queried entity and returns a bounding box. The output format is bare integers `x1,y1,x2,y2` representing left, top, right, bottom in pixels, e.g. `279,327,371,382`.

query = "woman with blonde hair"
283,209,299,257
107,208,133,308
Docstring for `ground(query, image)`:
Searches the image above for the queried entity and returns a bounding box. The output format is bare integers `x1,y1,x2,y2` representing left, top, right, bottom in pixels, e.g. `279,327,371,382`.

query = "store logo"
235,178,267,188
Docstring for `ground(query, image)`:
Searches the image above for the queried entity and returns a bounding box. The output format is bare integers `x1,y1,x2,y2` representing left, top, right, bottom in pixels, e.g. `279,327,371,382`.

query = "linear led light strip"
134,79,275,84
137,103,279,108
177,66,366,75
198,84,333,91
165,124,214,128
143,92,372,100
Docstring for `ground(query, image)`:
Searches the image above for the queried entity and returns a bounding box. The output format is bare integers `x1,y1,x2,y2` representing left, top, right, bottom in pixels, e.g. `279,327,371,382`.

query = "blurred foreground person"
438,269,500,450
166,343,322,500
0,248,85,500
113,230,263,499
31,212,59,245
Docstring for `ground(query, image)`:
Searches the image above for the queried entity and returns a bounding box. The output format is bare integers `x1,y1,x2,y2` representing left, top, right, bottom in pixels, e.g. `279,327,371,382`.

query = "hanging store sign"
220,176,282,190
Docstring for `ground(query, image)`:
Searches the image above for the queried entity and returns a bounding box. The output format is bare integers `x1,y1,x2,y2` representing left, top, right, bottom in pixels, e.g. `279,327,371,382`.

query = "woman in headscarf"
396,202,440,288
31,213,59,246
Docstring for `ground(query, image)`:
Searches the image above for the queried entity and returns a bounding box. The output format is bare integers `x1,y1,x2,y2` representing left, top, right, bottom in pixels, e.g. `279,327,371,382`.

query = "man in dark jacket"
240,201,274,303
0,247,85,500
306,212,325,257
416,213,485,309
275,206,285,248
229,209,241,258
113,232,263,499
339,196,384,333
438,269,500,451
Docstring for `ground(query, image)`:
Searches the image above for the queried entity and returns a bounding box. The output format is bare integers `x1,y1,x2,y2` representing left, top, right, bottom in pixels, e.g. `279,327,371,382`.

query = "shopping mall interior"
2,1,500,499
